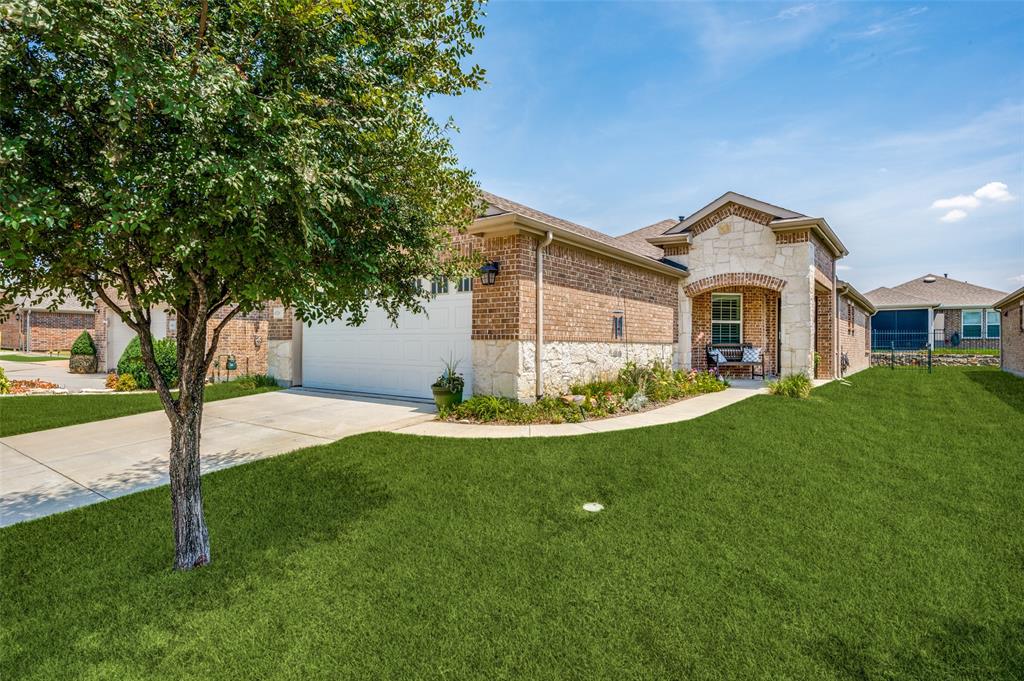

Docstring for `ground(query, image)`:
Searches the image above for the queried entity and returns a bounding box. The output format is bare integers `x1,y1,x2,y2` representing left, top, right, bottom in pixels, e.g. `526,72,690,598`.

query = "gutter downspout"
535,231,553,400
833,268,839,379
24,308,32,353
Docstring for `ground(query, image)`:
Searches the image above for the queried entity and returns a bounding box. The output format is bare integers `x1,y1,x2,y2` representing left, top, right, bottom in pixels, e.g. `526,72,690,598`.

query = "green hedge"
70,331,96,356
117,337,178,389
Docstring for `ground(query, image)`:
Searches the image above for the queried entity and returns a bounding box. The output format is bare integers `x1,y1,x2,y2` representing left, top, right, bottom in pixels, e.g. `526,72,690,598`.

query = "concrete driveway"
0,357,108,391
0,389,434,526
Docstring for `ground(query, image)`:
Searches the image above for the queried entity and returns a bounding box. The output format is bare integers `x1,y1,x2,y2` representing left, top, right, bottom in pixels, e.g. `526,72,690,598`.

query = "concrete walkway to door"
0,389,434,527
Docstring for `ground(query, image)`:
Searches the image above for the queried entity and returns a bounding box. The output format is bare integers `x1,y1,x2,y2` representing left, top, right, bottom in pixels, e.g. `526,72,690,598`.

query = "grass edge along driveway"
2,367,1022,680
0,382,281,437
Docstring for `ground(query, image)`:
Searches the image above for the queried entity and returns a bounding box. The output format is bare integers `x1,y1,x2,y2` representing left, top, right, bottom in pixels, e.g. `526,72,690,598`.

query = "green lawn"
0,382,281,437
0,353,68,362
2,368,1022,679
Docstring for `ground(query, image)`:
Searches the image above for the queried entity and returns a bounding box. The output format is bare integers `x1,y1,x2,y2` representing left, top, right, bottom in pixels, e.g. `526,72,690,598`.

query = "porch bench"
706,343,765,380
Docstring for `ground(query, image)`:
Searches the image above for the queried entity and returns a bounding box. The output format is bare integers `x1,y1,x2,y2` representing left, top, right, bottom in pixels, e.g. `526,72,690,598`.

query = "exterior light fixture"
480,260,500,286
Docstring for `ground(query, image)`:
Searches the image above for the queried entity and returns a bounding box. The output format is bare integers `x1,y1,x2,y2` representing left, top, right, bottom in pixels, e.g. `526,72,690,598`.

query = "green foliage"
432,356,465,393
232,374,279,390
448,362,728,424
70,331,96,356
117,337,178,390
115,373,138,392
0,366,10,394
767,373,813,398
0,0,486,330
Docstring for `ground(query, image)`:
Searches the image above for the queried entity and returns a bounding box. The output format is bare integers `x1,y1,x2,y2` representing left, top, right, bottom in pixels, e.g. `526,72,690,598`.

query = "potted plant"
431,356,465,410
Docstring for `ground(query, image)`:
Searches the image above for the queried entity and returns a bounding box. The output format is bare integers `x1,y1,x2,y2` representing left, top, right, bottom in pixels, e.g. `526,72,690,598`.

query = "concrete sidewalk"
0,358,108,392
393,381,768,438
0,389,434,526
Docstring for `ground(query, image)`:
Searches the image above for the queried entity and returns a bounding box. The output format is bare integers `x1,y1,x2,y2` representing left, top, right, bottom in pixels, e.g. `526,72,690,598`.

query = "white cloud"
930,181,1014,222
1010,274,1024,284
974,181,1014,202
932,194,980,210
836,264,853,271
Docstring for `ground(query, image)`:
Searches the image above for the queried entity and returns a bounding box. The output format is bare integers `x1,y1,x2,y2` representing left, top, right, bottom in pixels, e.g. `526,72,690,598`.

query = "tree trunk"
169,401,210,570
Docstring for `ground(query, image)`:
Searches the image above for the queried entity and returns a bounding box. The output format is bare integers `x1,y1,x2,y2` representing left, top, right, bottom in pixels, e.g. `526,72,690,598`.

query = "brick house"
993,287,1024,377
0,293,97,353
300,191,870,400
865,274,1007,350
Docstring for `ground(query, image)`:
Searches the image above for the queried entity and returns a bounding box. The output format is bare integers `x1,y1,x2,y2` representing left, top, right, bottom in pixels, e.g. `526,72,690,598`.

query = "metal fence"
870,330,1000,371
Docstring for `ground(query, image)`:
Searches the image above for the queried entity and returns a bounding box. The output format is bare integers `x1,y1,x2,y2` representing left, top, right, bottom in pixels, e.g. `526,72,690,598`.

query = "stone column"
780,272,815,376
678,282,692,370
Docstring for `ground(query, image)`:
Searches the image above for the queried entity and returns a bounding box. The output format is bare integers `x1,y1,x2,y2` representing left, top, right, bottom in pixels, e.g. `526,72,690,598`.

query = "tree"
1,0,484,569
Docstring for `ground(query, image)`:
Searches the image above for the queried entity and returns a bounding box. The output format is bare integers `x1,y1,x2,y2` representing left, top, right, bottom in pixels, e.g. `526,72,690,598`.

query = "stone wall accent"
871,352,1000,368
690,286,779,377
685,211,815,376
687,202,773,237
267,339,295,385
998,302,1024,376
838,295,871,375
684,272,786,297
472,338,675,400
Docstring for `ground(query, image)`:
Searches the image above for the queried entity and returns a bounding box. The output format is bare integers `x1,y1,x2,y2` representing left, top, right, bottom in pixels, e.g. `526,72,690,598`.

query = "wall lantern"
480,260,500,286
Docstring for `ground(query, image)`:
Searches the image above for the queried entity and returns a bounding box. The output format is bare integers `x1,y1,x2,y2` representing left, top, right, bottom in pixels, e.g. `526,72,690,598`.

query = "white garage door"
302,285,473,400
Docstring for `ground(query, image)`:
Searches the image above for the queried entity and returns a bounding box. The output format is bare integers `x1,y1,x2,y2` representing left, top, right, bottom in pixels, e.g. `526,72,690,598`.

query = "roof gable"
664,191,804,235
886,274,1007,308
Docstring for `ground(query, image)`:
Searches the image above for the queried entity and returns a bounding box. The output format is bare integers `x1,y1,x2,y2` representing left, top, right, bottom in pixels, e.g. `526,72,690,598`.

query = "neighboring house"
864,275,1007,350
0,293,97,353
993,287,1024,377
301,191,861,400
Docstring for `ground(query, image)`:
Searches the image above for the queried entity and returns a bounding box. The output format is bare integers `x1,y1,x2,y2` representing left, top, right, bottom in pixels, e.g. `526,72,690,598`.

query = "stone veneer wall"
838,295,871,375
471,234,679,399
473,339,675,400
999,301,1024,377
679,210,816,377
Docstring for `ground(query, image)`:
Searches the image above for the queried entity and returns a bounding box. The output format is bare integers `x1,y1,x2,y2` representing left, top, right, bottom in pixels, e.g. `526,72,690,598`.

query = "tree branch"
204,306,243,371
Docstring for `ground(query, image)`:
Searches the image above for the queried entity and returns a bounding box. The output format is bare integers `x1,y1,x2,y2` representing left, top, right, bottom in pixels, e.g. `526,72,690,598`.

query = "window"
847,302,855,336
962,309,982,338
711,293,742,344
431,277,449,295
456,277,473,293
985,308,1000,338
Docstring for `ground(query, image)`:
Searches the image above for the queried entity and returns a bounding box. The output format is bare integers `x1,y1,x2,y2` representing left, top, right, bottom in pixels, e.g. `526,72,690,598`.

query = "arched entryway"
684,273,786,377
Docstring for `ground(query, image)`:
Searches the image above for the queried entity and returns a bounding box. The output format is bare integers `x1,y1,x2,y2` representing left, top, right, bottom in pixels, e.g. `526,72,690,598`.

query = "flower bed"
8,379,61,395
440,362,728,425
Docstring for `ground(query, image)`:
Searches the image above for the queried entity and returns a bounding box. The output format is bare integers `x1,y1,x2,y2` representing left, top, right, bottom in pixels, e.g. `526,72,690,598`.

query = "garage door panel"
302,294,472,399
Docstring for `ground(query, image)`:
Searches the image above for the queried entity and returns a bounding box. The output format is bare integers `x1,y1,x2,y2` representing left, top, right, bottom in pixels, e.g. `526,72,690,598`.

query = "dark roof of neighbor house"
865,274,1007,310
614,219,679,259
478,191,687,271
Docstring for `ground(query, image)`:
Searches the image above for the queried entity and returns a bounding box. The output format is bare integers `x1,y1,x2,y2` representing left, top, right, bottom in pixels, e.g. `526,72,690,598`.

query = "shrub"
232,374,279,389
0,367,10,394
115,373,138,392
105,372,119,390
70,331,96,356
117,337,178,389
432,356,465,393
767,373,813,399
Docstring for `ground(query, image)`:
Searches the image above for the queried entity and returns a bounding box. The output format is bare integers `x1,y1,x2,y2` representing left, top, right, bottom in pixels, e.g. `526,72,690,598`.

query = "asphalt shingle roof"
613,219,678,259
865,274,1007,309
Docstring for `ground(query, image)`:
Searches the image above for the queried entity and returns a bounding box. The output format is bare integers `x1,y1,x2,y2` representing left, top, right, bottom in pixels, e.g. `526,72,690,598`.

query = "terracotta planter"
431,385,463,410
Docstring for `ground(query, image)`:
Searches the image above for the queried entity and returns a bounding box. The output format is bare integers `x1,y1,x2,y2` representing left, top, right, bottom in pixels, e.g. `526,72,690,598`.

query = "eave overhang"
769,217,849,257
469,213,689,279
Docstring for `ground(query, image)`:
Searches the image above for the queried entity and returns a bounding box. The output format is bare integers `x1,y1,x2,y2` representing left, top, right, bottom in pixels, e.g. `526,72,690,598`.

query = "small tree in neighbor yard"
1,0,484,569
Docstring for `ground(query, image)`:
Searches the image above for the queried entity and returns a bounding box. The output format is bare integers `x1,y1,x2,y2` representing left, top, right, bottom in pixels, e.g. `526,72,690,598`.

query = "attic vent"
678,215,685,222
923,276,937,283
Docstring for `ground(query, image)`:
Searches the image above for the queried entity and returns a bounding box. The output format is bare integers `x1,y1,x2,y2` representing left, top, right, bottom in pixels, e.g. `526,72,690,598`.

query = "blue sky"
430,1,1024,293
